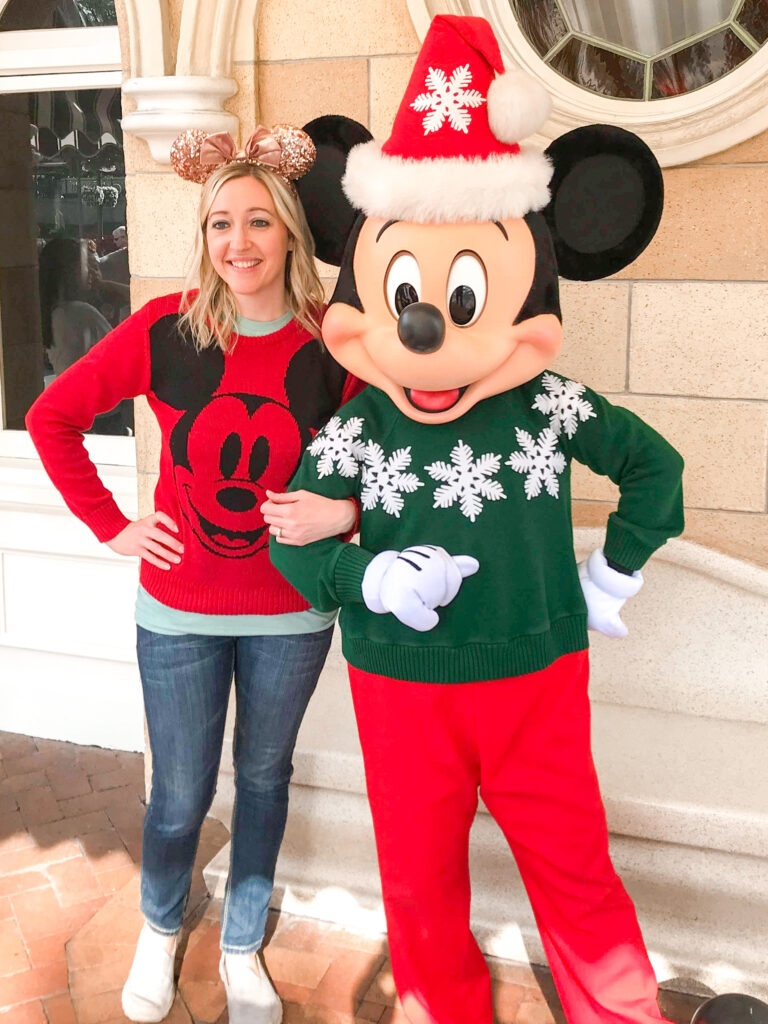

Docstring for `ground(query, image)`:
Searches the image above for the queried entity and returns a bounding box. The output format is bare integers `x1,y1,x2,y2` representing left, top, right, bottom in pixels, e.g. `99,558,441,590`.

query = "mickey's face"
322,216,562,424
171,395,304,558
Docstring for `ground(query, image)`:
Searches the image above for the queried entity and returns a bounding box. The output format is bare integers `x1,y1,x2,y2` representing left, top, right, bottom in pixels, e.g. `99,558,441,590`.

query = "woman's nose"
230,223,249,248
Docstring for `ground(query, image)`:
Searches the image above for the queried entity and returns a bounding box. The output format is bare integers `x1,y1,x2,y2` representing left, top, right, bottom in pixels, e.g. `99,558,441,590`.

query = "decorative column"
121,0,242,162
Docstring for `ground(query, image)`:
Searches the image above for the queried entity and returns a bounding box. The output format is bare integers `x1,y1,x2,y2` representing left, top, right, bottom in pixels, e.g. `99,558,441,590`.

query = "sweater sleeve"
25,301,153,542
555,379,684,571
270,416,376,610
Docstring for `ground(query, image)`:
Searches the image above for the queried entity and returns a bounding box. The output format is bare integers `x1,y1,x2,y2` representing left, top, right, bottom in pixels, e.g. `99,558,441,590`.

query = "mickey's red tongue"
408,388,460,412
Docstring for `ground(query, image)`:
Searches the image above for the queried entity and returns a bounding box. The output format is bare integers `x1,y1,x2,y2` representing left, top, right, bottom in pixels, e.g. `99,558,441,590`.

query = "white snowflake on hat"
343,14,554,224
411,64,485,135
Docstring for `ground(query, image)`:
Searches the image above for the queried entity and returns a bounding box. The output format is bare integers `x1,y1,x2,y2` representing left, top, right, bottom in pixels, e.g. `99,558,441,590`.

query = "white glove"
362,545,480,632
578,548,643,639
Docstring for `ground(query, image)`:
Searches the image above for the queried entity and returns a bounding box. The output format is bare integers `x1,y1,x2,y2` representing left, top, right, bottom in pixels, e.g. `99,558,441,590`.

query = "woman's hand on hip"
106,511,184,570
261,490,357,546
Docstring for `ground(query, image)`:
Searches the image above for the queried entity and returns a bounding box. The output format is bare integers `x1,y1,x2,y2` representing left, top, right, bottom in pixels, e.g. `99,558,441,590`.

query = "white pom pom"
487,70,552,143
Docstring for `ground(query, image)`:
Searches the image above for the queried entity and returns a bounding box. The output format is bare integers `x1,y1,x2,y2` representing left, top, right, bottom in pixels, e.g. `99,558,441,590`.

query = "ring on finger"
276,526,282,539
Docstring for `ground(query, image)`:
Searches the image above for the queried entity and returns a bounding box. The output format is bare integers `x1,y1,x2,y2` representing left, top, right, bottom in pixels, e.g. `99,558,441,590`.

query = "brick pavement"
0,731,703,1024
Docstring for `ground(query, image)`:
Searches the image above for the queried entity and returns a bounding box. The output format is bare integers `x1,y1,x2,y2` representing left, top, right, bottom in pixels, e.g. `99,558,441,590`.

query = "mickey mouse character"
272,15,684,1024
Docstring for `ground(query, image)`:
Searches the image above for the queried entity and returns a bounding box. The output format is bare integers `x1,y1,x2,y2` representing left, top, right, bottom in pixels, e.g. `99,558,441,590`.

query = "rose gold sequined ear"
271,124,316,181
170,128,215,184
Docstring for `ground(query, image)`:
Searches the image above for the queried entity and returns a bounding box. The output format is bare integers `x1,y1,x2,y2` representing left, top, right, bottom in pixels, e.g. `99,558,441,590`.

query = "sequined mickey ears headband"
170,125,316,185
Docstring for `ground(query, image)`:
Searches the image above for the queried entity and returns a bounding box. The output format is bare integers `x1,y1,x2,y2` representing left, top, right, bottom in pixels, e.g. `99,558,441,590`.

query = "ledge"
122,75,239,163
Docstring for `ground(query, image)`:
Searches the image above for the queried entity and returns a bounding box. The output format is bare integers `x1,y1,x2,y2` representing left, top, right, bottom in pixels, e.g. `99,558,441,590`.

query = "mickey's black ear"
542,125,663,281
149,314,225,409
297,115,373,267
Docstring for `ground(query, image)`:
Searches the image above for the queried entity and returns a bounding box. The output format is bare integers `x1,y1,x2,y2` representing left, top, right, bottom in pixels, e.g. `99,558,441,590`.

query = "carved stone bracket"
121,75,238,163
121,0,244,164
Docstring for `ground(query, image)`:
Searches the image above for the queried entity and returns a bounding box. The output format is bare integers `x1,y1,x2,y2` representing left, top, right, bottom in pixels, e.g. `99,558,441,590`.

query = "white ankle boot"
121,922,178,1022
219,951,282,1024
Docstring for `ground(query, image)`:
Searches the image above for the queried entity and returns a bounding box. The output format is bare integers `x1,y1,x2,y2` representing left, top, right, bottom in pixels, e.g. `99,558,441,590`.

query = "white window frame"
0,21,132,467
407,0,768,167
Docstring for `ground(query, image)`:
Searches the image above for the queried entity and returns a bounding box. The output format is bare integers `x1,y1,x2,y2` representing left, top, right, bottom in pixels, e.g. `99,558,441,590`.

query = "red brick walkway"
0,731,702,1024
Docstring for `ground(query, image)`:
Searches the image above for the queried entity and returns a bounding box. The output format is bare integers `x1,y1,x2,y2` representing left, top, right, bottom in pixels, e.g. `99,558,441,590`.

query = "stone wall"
566,130,768,567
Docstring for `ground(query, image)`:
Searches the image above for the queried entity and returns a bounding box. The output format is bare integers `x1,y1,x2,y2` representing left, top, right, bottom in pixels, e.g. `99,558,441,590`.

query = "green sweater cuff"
603,519,660,572
333,544,376,604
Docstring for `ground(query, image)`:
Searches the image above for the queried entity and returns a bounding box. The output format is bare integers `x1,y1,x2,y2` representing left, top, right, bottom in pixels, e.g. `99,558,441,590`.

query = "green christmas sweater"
271,372,684,683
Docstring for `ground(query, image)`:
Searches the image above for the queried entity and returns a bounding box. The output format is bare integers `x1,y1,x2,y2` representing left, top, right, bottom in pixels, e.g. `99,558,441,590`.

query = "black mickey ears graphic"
149,314,225,411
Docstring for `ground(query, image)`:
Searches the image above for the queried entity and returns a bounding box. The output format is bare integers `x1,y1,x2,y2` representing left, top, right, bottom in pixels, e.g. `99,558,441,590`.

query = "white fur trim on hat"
487,70,552,144
342,141,553,224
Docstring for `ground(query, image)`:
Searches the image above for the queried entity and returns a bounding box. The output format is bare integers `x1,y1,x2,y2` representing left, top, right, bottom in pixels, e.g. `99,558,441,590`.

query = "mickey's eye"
220,433,241,478
446,251,486,327
385,252,421,318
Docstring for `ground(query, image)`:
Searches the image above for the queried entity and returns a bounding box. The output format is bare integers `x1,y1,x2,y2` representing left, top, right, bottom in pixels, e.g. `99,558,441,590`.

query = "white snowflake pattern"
532,373,596,438
360,442,424,518
410,64,486,135
425,440,506,522
506,428,567,500
308,416,366,478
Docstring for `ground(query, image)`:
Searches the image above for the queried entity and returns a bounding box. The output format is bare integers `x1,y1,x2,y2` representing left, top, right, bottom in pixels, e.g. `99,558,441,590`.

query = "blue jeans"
136,625,333,952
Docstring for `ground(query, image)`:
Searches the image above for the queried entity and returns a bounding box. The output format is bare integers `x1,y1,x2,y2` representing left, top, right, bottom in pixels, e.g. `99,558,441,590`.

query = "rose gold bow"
170,124,315,184
200,126,282,171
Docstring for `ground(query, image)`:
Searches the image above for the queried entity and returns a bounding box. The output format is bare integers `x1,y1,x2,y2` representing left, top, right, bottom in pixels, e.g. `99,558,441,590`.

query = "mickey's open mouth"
404,386,468,413
185,487,266,555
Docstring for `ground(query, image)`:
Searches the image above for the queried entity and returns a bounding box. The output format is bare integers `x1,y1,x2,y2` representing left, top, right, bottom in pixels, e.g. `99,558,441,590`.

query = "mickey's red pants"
349,651,669,1024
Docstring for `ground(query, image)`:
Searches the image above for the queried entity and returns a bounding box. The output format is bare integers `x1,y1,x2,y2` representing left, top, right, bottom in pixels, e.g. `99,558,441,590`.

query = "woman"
26,125,360,1024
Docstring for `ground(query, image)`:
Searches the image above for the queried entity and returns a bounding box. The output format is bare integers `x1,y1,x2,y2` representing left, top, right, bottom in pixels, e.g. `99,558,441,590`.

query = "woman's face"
205,174,291,318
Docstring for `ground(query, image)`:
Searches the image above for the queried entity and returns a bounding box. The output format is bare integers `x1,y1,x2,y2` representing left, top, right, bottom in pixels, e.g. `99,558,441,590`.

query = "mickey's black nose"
397,303,445,353
217,486,257,512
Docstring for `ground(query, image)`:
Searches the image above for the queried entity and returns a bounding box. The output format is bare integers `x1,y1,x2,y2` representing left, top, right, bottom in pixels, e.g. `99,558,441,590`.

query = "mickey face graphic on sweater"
170,394,303,558
149,314,336,559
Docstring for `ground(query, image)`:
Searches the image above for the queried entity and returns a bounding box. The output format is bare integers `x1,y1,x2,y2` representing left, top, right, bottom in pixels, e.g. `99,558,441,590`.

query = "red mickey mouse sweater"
26,292,361,615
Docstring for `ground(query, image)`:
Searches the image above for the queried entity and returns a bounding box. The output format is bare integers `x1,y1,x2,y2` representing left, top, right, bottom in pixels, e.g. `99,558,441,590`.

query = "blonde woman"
26,126,360,1024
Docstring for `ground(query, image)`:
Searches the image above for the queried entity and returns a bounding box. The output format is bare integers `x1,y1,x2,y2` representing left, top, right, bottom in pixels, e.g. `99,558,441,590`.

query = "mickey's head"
296,15,663,425
150,315,337,557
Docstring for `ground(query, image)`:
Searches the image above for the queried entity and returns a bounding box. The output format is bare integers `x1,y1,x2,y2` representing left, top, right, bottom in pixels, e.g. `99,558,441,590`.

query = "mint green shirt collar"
235,311,293,336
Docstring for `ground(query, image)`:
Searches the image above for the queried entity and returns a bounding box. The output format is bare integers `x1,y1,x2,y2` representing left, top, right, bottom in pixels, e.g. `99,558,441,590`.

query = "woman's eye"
251,219,270,228
210,220,229,231
446,251,487,326
385,252,421,318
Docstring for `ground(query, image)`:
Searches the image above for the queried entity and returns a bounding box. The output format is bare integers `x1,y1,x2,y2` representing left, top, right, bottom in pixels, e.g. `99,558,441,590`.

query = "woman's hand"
106,511,184,570
261,490,357,546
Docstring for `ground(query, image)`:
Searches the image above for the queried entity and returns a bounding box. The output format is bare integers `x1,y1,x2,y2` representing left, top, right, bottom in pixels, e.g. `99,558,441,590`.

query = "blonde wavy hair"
180,161,325,351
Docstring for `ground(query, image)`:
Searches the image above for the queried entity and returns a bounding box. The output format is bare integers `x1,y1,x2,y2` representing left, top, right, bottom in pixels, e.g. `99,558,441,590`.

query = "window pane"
0,0,116,31
509,0,568,58
651,28,752,98
549,36,646,98
0,88,131,435
558,0,734,56
737,0,768,45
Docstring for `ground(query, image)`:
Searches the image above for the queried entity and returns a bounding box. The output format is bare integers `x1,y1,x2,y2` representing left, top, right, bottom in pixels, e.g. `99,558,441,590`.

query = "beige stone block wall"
553,282,628,393
572,127,768,566
256,0,419,60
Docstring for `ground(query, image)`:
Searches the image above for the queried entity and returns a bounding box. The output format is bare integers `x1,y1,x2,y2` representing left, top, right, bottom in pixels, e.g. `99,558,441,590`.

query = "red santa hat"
343,15,553,224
